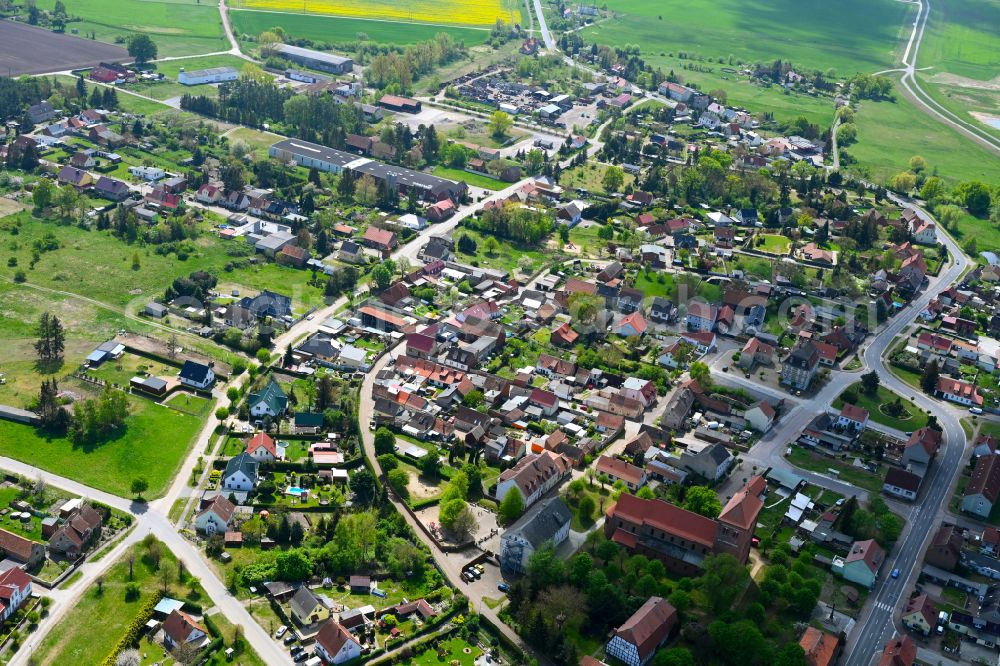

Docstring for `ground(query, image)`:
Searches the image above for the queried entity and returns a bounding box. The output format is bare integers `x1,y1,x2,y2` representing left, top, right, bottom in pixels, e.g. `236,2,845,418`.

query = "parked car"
498,583,510,593
275,625,288,639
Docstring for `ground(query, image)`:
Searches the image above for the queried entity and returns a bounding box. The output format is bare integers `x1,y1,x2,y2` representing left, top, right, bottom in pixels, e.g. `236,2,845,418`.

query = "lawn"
412,636,483,665
229,8,491,46
0,395,204,498
755,234,791,255
33,538,208,666
127,55,255,101
86,353,180,389
559,162,635,195
224,127,286,159
453,227,551,276
33,0,229,57
832,382,930,432
786,446,886,494
633,270,675,299
432,166,509,191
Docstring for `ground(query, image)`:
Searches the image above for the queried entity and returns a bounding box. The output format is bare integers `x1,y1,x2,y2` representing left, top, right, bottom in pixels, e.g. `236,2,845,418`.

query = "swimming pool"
286,486,305,496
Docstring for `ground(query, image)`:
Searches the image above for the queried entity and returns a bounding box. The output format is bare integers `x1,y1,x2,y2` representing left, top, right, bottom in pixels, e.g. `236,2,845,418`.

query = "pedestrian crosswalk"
873,601,894,612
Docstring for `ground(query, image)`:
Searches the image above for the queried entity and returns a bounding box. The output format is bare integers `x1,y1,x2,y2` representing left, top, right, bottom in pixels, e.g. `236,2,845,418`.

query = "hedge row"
101,590,164,666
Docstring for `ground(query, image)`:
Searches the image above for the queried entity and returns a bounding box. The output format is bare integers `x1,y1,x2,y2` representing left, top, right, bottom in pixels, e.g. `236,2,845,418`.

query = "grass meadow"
848,79,1000,186
33,540,208,666
229,8,492,46
0,393,205,498
33,0,228,57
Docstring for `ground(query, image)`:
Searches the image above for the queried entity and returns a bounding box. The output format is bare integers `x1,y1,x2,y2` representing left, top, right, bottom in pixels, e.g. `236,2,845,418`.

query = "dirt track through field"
0,20,128,76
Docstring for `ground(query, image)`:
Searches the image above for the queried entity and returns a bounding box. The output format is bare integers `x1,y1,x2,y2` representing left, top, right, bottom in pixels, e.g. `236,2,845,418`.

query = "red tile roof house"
597,455,647,490
427,198,455,222
615,312,648,337
315,620,362,664
902,426,942,466
798,626,840,666
0,529,44,570
0,567,31,622
528,388,559,416
605,596,677,666
162,609,207,651
604,477,763,575
739,337,775,371
924,523,963,571
550,322,579,347
917,332,953,355
835,403,869,431
621,377,657,408
878,635,915,666
962,452,1000,519
245,432,280,461
832,539,885,588
48,504,103,557
935,376,983,407
362,225,398,257
496,450,571,510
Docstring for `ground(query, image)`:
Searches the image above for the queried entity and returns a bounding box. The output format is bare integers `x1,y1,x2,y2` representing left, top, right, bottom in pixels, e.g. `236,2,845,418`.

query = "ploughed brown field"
0,20,128,76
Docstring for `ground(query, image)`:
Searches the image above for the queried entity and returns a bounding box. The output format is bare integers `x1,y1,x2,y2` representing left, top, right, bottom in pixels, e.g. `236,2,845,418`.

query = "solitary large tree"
126,34,158,65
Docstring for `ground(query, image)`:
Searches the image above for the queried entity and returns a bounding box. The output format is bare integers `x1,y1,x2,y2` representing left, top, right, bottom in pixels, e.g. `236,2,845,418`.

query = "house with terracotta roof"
596,456,647,490
605,597,677,666
832,539,885,588
982,527,1000,556
496,451,571,509
685,301,717,332
744,400,776,433
615,312,648,337
0,567,31,622
878,635,915,666
902,427,942,466
836,403,869,431
604,476,762,575
48,504,103,557
0,529,44,570
739,337,775,371
551,321,579,347
679,330,717,354
194,495,236,535
936,377,983,406
315,620,362,664
621,377,657,408
963,452,1000,518
245,432,282,462
798,626,840,666
800,243,835,265
163,609,207,650
362,225,397,256
812,340,839,367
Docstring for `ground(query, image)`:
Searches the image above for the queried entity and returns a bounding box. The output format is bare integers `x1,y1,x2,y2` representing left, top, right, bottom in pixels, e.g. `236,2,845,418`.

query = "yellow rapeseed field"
236,0,519,26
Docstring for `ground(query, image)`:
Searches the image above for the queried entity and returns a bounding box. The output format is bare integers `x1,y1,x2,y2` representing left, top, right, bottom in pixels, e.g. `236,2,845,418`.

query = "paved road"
896,0,1000,155
531,0,555,50
842,202,970,665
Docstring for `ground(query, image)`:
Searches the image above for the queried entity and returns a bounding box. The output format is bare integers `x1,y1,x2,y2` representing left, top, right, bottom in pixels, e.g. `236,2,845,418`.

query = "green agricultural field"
229,9,490,47
33,0,228,57
848,80,1000,187
583,0,912,75
224,127,286,158
33,539,208,666
0,391,206,497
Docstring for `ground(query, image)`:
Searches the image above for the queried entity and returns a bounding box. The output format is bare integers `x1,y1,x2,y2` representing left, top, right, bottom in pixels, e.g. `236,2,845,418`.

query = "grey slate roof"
504,497,572,549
